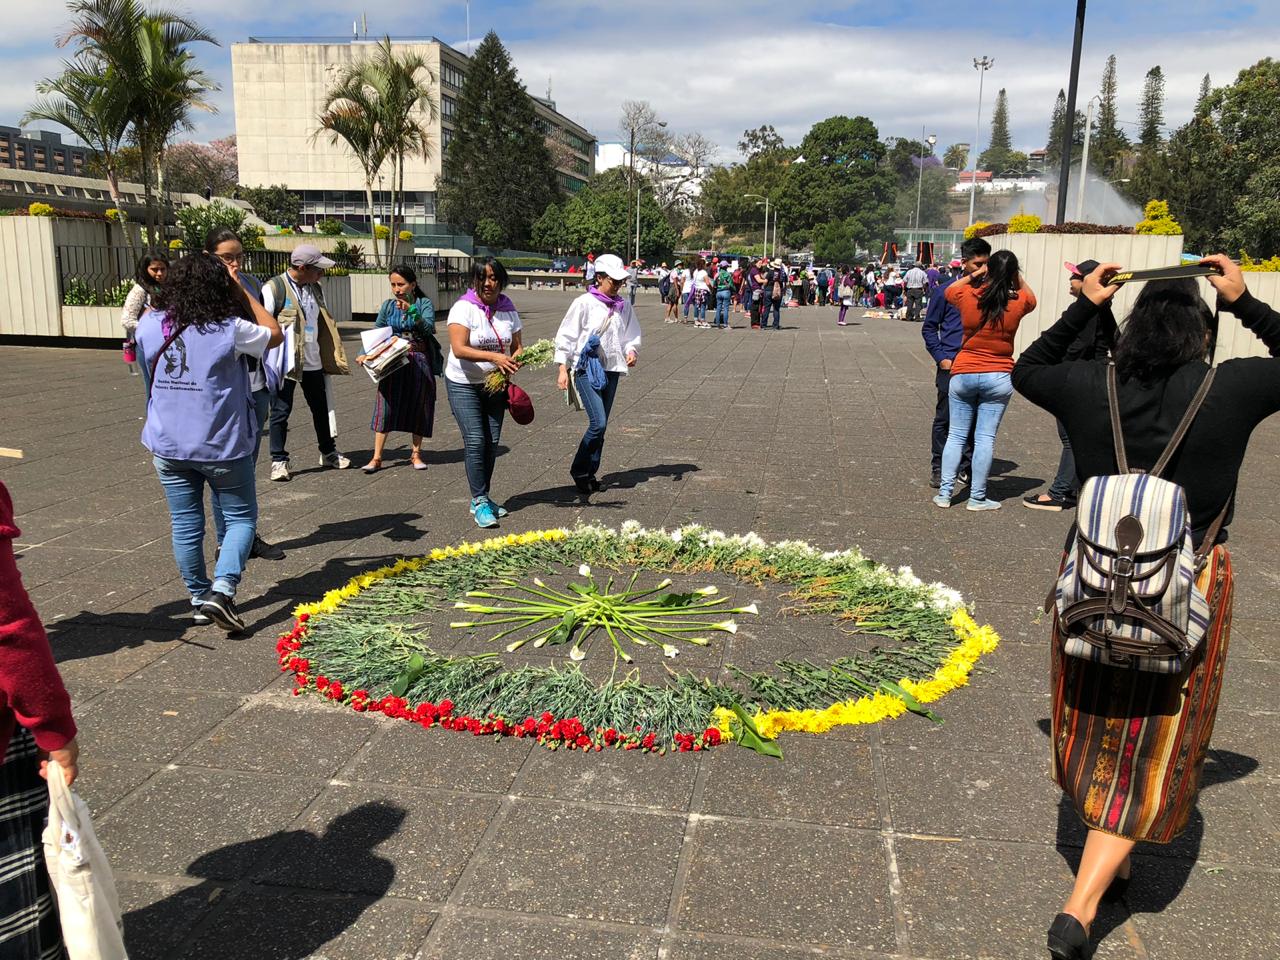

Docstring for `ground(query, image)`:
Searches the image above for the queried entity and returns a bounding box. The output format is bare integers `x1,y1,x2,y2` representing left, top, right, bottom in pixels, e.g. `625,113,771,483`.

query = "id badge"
304,325,317,344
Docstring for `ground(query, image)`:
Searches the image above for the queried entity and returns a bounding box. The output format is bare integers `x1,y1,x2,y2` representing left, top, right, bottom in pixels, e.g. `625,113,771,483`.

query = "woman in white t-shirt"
445,257,523,528
691,260,712,326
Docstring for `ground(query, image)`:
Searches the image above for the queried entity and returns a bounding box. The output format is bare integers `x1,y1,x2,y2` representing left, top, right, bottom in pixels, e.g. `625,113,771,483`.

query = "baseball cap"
1065,259,1100,279
291,244,336,269
593,253,630,281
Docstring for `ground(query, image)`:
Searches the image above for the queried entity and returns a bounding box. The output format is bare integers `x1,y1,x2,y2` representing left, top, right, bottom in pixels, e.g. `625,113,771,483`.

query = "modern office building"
0,128,93,177
232,36,596,231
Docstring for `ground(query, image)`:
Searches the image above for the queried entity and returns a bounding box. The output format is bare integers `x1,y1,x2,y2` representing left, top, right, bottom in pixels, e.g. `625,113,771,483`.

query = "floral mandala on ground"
276,522,1000,756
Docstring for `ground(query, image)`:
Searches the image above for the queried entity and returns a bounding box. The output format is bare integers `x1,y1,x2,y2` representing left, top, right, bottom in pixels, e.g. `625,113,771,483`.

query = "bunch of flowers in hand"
485,338,555,393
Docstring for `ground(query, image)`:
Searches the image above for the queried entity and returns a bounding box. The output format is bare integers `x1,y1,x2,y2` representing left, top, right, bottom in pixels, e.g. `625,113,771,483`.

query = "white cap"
593,253,629,281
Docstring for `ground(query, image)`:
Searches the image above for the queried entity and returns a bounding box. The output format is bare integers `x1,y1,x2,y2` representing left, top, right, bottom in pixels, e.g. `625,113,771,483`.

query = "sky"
4,0,1278,165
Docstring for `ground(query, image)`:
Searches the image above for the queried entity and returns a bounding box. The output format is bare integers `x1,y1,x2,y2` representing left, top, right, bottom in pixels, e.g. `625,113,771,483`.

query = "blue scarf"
575,288,622,390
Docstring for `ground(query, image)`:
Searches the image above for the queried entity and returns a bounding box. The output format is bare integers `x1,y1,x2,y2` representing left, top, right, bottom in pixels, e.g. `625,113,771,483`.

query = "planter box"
60,305,121,339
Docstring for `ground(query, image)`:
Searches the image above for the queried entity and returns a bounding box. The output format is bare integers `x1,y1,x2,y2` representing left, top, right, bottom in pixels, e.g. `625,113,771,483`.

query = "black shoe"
929,469,941,489
572,475,592,494
589,476,604,492
1047,913,1093,960
957,470,971,487
250,534,285,561
1024,492,1069,512
192,608,212,627
200,591,246,634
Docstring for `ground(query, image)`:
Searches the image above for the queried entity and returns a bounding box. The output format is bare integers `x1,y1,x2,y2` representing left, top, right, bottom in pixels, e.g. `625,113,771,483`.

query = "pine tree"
1138,66,1165,150
1196,73,1212,113
978,88,1013,172
437,31,557,244
1045,90,1067,167
1093,54,1131,177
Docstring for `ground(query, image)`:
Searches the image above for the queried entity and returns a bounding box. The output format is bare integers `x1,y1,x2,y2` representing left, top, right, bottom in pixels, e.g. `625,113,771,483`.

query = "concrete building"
595,140,704,211
232,36,596,231
0,128,93,177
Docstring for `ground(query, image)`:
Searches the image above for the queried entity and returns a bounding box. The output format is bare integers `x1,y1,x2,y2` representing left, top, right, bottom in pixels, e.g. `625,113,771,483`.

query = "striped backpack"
1055,364,1228,673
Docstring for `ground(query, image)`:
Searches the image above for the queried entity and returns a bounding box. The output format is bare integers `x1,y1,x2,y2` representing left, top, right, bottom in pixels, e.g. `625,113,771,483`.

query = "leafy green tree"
978,89,1014,171
1227,165,1280,257
561,168,675,260
236,184,301,228
1138,67,1165,150
738,124,785,160
531,202,568,253
1197,73,1212,110
812,219,858,265
475,217,506,249
175,198,245,249
893,169,952,230
942,143,968,170
1093,55,1131,177
1044,89,1089,170
437,31,557,247
775,116,896,248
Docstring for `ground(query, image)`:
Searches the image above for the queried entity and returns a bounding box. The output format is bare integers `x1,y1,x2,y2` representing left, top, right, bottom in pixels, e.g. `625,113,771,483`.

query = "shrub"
28,202,55,217
62,277,99,306
1135,199,1183,236
1007,213,1042,234
330,239,365,270
501,257,554,270
176,199,247,249
104,208,123,222
103,279,133,308
398,230,414,242
278,226,294,235
373,224,390,240
1240,252,1280,272
963,221,991,240
169,238,184,251
316,218,344,236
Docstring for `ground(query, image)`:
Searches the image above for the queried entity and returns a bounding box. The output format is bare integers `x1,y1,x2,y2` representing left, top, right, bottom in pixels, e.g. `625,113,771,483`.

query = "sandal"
411,454,428,471
361,459,382,474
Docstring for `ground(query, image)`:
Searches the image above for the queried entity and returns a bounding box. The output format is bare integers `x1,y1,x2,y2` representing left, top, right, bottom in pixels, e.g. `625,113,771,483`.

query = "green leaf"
655,592,700,607
391,652,427,698
728,703,784,759
879,680,943,724
546,609,578,647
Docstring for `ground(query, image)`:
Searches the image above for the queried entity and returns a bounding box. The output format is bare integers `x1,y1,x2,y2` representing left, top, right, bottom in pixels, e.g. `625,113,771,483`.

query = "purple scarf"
460,287,516,319
588,286,625,313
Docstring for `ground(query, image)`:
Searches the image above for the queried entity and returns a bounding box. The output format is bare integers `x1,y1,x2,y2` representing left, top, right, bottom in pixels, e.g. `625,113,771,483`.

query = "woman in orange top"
932,249,1036,510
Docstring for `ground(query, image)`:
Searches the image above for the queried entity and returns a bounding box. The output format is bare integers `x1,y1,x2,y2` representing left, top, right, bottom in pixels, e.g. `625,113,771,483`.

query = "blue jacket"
922,276,963,363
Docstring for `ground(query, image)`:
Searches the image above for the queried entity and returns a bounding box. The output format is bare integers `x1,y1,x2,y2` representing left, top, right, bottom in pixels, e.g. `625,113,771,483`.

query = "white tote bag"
41,762,129,960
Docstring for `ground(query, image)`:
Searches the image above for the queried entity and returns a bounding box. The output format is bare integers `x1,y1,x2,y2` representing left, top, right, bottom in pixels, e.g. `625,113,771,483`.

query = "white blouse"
553,294,642,374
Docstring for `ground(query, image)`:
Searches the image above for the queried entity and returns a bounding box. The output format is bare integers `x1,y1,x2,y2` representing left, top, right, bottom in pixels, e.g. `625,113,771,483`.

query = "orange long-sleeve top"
945,279,1037,374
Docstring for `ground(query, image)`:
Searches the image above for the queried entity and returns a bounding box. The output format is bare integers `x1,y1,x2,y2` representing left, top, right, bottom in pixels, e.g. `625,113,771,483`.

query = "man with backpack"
713,261,735,329
263,245,352,482
762,259,786,330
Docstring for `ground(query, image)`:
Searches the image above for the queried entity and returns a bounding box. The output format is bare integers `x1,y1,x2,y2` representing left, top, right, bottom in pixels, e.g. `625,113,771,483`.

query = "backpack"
659,274,671,298
1054,364,1229,673
771,270,783,300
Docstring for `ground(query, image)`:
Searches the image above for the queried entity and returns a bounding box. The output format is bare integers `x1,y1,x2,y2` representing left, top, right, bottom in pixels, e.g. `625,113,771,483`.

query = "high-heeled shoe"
1047,913,1093,960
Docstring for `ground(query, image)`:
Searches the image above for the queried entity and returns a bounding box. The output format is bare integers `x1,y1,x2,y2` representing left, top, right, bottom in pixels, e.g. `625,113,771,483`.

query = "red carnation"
439,699,454,714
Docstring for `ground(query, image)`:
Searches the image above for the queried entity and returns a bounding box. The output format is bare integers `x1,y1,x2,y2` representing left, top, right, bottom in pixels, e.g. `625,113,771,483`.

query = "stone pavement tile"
1125,859,1280,960
76,687,243,764
1215,656,1280,708
1221,617,1279,662
13,544,125,588
513,744,698,811
885,744,1077,845
130,632,285,695
420,913,660,960
176,891,436,960
880,689,1048,757
76,759,160,817
894,836,1138,960
99,768,323,879
1207,707,1278,765
664,934,882,960
256,784,499,900
459,798,685,925
118,878,216,960
676,818,895,951
699,737,879,828
47,626,179,683
971,599,1054,647
181,702,379,779
349,723,534,795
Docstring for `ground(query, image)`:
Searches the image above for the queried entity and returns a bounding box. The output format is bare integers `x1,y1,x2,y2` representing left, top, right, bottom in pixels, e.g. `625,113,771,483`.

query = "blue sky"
4,1,1277,163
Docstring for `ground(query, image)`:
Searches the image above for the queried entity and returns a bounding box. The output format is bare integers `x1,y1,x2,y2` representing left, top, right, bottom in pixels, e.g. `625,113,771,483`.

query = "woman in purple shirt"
135,254,283,633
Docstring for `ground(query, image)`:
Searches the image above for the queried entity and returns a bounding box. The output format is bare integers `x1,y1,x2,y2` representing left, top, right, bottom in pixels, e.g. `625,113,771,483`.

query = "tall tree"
1045,88,1090,169
163,137,238,198
437,31,557,247
316,70,390,265
236,184,301,228
977,88,1014,171
559,168,676,259
1093,54,1131,177
738,125,785,160
1197,73,1212,111
942,143,968,170
1138,66,1166,150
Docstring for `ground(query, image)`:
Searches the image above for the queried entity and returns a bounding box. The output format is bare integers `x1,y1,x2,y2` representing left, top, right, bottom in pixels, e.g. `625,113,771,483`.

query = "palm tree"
316,77,389,267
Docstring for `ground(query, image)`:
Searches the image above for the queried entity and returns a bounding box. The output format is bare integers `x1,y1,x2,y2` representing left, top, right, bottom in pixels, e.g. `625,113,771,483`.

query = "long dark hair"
134,252,168,296
152,252,246,333
976,249,1021,328
389,263,425,299
470,256,509,292
1113,278,1213,383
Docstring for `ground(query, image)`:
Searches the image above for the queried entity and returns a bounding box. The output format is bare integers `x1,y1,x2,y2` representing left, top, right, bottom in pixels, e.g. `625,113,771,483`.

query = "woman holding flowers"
446,257,522,528
554,253,642,494
357,264,443,473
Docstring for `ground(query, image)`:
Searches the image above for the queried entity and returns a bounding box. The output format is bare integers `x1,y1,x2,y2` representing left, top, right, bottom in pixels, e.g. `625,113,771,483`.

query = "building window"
441,62,465,91
557,172,586,193
442,129,453,151
441,95,457,119
561,131,590,155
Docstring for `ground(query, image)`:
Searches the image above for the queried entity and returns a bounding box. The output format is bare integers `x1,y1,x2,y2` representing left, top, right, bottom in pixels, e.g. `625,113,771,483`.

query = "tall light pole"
967,56,994,227
914,130,937,238
744,193,768,258
1074,96,1099,221
1055,0,1087,224
635,188,641,263
627,120,666,262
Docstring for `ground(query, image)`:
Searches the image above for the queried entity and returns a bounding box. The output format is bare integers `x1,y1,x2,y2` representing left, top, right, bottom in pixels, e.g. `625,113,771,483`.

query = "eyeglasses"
215,252,244,264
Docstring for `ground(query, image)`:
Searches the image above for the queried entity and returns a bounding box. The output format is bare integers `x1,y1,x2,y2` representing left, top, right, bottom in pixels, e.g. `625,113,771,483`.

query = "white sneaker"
320,451,351,470
270,461,291,482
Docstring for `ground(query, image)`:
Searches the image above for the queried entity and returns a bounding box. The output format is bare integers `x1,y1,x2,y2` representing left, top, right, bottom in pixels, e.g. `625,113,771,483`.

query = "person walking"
748,258,766,328
627,259,641,306
1022,258,1117,512
663,262,683,323
932,248,1036,511
446,257,522,528
136,253,285,631
837,264,854,326
121,252,168,378
356,264,442,474
691,258,712,327
554,254,642,494
584,252,596,289
0,478,81,960
763,259,786,330
206,228,285,563
713,261,734,329
263,245,352,482
903,260,929,322
922,237,988,488
1013,256,1280,960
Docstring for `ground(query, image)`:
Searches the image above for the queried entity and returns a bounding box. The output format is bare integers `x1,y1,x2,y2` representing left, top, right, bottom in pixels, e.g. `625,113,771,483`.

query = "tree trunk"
364,179,380,268
387,149,398,268
106,167,140,263
399,154,408,256
138,125,158,250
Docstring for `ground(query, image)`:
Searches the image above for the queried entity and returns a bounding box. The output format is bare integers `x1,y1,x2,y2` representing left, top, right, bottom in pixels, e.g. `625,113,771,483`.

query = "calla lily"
695,586,719,596
449,621,475,628
733,603,759,615
662,644,680,658
569,643,586,661
578,564,592,577
715,621,739,634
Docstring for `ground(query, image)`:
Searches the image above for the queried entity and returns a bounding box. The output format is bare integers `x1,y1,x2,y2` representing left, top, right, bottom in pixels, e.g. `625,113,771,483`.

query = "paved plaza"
2,290,1278,960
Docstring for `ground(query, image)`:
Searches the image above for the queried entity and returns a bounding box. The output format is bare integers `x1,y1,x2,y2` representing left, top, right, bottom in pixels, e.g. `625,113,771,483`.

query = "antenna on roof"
361,12,368,37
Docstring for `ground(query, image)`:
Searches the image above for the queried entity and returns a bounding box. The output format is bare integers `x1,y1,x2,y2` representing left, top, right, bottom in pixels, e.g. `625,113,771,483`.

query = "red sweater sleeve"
0,482,77,753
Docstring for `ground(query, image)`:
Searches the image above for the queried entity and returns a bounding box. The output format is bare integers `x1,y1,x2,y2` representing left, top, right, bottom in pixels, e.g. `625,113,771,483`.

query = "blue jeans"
693,292,708,322
446,378,506,499
153,455,257,602
764,297,781,328
571,372,620,481
628,284,637,306
1048,418,1078,500
683,289,692,317
714,289,731,327
213,388,270,544
940,372,1013,501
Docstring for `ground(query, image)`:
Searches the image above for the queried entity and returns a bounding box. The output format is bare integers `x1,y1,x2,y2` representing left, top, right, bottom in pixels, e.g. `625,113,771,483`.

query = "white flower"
715,620,738,634
671,529,683,543
569,644,585,661
695,585,719,596
662,644,680,658
621,519,643,538
734,603,759,615
578,564,592,577
453,601,470,608
449,621,475,628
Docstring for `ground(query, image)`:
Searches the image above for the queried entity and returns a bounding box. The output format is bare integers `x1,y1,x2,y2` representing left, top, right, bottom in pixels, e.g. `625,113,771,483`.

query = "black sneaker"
200,591,246,633
192,608,212,627
1023,492,1070,512
957,470,971,487
589,476,604,492
572,474,592,494
250,534,285,561
929,469,941,489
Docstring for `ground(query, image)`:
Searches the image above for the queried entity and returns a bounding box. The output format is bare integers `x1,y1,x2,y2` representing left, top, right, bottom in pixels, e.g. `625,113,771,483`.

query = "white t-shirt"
232,317,273,359
445,298,522,385
263,278,322,372
693,269,710,292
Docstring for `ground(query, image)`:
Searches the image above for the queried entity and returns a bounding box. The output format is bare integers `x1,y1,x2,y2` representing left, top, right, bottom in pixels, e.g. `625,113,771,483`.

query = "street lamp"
627,120,666,262
744,193,768,258
1074,95,1100,222
967,56,994,228
914,130,937,237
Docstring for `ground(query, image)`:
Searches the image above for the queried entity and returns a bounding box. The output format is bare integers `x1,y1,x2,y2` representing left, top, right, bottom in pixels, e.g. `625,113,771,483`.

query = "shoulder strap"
1106,363,1130,474
267,276,289,317
1151,367,1217,477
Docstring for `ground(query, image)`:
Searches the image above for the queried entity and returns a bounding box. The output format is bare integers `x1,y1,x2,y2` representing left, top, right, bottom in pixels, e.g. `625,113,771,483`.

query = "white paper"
361,326,392,352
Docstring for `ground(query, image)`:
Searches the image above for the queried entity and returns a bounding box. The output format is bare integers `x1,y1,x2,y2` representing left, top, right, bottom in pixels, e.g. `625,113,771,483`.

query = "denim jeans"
571,372,620,481
1048,418,1078,500
213,388,270,544
764,297,781,328
269,370,333,463
714,289,731,327
628,284,637,306
446,378,506,499
742,288,754,318
931,366,973,474
153,455,257,602
940,372,1013,501
682,288,692,318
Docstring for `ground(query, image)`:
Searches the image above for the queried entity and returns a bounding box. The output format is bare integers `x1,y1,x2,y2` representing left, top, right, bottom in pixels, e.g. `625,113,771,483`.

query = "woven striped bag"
1055,365,1227,673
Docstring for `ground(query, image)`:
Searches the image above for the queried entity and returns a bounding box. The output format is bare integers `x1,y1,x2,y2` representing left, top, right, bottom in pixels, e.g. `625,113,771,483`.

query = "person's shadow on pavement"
125,802,405,960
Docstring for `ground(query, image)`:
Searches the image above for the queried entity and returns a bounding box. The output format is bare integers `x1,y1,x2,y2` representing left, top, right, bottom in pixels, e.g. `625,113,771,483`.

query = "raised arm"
1203,254,1280,357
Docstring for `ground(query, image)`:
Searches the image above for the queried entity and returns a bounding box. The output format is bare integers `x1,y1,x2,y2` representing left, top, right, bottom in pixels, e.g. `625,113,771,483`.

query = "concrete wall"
61,306,120,339
0,216,60,336
1213,272,1280,362
261,235,414,260
348,272,451,315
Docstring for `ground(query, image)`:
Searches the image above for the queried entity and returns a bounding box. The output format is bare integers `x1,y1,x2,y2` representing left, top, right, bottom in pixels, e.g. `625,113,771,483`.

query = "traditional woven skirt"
0,728,65,960
1051,545,1233,842
371,345,435,437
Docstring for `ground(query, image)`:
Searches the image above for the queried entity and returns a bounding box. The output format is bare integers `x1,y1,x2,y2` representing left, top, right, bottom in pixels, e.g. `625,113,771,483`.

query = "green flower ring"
276,523,1000,756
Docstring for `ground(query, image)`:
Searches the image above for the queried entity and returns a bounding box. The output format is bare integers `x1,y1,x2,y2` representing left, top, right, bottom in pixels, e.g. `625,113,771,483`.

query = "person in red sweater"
932,249,1036,511
0,478,79,957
